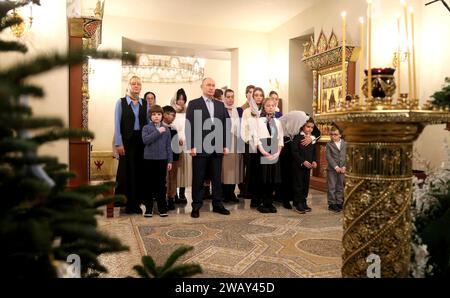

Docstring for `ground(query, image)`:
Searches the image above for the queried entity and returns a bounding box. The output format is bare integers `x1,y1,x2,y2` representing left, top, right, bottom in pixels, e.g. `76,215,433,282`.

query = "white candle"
396,14,401,101
341,11,347,102
410,6,417,100
367,0,372,100
359,17,365,104
401,0,412,99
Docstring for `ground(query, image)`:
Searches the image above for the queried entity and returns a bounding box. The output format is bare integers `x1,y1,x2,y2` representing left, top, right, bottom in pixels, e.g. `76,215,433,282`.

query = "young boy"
326,126,346,213
291,118,317,214
162,105,180,211
142,105,173,217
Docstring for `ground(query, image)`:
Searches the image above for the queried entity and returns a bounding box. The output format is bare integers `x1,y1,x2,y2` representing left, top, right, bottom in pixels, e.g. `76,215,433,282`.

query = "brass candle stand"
315,84,450,277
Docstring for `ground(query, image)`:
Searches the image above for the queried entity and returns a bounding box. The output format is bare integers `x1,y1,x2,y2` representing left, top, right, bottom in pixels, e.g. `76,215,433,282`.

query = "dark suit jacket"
291,133,317,170
186,96,230,156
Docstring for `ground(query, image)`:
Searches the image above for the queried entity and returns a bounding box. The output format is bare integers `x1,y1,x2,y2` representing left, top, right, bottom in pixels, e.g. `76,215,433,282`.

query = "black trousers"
222,184,236,197
275,138,294,203
144,159,168,212
242,144,260,199
191,154,223,210
115,131,145,211
292,167,311,207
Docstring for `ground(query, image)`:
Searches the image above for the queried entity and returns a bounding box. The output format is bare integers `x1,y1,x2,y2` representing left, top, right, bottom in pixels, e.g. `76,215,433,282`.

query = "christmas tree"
0,0,130,277
431,77,450,108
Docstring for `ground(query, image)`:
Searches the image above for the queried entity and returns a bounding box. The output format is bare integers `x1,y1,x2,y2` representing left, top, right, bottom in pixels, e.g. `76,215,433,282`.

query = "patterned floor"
98,189,343,277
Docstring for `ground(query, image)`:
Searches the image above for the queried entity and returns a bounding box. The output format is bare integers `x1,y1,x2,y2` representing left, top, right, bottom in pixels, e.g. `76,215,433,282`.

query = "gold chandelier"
122,53,205,84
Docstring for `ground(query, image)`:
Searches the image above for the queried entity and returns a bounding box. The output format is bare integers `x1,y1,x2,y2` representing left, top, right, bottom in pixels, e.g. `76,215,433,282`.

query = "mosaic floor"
98,189,343,278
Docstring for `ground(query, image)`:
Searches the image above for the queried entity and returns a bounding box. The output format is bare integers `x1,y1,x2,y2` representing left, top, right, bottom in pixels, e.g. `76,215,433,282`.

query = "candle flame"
359,16,364,23
400,0,407,7
409,6,414,13
341,11,347,17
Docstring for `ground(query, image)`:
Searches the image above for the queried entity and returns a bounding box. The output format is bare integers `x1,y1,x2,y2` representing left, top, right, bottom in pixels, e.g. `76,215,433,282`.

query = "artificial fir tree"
0,0,130,277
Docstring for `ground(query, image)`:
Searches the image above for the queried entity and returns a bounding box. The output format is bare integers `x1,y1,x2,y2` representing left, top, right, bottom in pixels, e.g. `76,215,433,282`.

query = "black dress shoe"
328,204,340,213
303,202,312,212
191,209,200,218
228,195,240,203
250,199,260,208
283,201,293,209
257,205,271,213
125,206,142,214
167,198,176,210
212,206,230,215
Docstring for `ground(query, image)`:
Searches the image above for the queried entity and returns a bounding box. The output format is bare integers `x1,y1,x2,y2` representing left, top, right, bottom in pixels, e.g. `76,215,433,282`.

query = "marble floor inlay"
98,189,343,277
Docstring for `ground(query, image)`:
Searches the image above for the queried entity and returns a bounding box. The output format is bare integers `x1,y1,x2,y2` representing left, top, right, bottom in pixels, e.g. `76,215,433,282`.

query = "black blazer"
291,133,317,170
186,97,230,156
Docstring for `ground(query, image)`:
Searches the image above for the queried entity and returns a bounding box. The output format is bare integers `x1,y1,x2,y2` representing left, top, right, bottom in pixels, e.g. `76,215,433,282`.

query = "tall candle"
396,14,401,101
341,11,347,103
359,17,365,105
367,0,372,100
401,0,412,99
410,7,417,100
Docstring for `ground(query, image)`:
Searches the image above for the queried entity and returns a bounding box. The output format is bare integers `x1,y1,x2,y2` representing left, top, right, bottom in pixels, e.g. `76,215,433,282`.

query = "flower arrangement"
411,142,450,277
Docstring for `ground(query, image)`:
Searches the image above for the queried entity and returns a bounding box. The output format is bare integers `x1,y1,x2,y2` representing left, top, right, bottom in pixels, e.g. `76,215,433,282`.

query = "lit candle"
341,11,347,102
359,17,365,104
410,6,417,100
401,0,412,99
367,0,372,100
396,14,401,101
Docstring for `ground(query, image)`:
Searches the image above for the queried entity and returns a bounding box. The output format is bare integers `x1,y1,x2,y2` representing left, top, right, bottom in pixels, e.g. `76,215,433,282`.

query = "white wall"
413,0,450,170
0,0,69,164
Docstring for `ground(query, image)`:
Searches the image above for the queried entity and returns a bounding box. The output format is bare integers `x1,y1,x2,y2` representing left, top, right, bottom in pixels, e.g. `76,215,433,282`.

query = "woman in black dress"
114,75,148,214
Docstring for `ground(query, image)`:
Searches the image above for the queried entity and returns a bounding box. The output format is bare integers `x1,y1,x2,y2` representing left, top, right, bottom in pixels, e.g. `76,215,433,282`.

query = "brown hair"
253,87,265,99
306,117,315,125
224,89,234,97
330,126,340,134
245,85,255,94
149,104,163,115
214,88,223,100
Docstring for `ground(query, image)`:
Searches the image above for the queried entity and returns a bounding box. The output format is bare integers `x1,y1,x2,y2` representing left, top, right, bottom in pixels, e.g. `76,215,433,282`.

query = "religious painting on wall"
318,66,344,112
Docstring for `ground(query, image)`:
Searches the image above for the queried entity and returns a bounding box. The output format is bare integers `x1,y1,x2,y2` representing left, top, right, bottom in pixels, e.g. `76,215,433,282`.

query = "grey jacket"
142,122,173,163
326,139,346,171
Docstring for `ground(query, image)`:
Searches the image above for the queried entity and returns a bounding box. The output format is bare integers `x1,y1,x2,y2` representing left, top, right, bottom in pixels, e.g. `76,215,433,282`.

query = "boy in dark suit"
326,126,346,213
291,118,317,214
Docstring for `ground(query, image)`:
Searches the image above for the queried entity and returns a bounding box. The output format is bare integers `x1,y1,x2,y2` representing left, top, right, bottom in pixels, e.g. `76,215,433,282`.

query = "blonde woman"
114,75,148,214
170,88,191,204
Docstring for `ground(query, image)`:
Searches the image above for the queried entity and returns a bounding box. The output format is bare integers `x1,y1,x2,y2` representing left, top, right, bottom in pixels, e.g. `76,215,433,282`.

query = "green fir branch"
0,40,27,53
0,50,134,84
32,129,94,145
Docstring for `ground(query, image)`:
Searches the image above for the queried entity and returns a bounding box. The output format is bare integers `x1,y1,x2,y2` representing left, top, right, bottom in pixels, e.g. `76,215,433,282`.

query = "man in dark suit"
186,77,231,218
